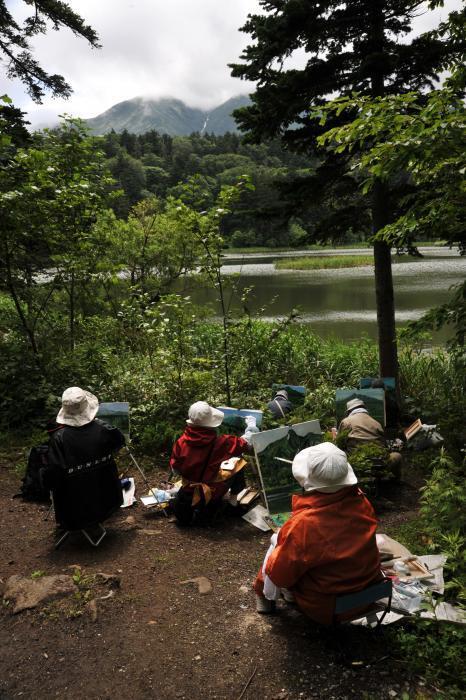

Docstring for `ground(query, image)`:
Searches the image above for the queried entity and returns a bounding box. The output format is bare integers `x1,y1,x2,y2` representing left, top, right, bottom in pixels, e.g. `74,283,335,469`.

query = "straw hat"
292,442,357,493
57,387,99,427
187,401,224,428
345,397,366,415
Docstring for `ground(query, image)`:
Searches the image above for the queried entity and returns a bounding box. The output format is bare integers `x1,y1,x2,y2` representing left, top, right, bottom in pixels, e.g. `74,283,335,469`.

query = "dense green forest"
100,128,368,247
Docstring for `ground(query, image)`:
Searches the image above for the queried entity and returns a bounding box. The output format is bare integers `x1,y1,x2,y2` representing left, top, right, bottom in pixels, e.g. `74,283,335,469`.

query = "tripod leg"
55,530,70,549
126,448,153,494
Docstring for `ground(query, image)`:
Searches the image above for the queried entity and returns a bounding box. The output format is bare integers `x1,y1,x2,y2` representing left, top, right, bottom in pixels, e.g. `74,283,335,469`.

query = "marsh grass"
275,253,424,270
275,254,374,270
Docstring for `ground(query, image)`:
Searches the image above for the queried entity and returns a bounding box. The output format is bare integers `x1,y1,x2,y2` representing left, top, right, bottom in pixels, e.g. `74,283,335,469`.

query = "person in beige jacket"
338,398,402,478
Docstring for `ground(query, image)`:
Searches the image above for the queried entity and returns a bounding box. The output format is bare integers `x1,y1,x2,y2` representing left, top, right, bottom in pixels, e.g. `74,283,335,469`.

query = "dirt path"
0,457,429,700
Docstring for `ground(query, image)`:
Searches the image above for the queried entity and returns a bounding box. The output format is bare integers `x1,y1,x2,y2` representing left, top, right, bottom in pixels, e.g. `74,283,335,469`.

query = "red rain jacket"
254,486,382,625
169,426,248,501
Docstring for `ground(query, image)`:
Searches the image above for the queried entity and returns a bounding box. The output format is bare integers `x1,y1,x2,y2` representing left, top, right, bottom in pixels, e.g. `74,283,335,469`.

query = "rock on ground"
3,574,76,614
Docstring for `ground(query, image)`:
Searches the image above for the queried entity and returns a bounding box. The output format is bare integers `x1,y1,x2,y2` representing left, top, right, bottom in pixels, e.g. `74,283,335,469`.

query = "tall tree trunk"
370,0,399,384
372,181,398,382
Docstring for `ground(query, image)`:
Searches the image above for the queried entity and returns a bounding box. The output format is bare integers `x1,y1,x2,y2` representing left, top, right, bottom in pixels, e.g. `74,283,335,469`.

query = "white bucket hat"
186,401,224,428
292,442,357,493
57,387,99,427
345,397,366,415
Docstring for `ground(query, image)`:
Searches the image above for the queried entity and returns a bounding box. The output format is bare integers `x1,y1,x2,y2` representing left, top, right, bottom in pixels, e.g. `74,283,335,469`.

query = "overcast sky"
0,0,461,127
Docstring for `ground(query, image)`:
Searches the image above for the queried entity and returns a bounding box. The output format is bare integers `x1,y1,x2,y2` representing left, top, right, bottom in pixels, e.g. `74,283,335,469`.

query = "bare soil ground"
0,452,431,700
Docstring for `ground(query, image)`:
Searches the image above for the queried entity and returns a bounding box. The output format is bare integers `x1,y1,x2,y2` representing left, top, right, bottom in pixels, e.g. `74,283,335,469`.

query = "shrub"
229,229,258,247
345,441,392,485
389,620,466,698
399,347,466,452
419,450,466,602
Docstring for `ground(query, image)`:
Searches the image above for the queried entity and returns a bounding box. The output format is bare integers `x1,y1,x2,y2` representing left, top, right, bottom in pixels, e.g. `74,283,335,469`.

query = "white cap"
186,401,224,428
57,387,99,427
292,442,357,493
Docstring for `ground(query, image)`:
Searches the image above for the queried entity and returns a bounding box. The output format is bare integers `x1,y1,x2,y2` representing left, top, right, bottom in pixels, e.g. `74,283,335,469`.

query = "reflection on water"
180,249,466,343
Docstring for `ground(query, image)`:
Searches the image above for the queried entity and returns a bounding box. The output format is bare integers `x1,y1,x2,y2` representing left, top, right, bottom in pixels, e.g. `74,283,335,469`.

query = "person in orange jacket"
254,442,382,624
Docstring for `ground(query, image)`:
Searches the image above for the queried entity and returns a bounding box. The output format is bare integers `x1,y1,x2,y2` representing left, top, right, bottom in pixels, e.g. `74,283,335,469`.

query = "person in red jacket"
254,442,382,625
170,401,252,525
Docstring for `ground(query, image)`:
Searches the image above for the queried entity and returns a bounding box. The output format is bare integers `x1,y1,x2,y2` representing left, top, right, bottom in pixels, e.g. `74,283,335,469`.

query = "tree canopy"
0,0,99,102
230,0,465,380
230,0,461,148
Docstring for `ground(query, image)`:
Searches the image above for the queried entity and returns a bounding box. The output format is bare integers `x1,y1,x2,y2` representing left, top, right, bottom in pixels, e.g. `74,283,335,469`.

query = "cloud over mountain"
85,95,251,136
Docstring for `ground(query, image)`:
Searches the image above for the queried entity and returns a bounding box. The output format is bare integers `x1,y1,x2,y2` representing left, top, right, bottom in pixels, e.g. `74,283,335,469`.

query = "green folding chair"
333,577,392,627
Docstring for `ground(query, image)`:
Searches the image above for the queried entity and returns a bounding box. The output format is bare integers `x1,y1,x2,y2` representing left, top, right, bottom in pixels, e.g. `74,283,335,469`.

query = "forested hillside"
85,95,251,136
100,128,369,247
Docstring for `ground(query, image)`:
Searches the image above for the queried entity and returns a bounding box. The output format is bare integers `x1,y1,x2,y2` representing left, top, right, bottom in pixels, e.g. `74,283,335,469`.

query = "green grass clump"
275,254,374,270
275,252,425,270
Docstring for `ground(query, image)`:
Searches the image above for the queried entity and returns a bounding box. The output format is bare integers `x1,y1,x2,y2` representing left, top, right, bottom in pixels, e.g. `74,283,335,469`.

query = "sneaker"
281,589,295,603
255,594,276,614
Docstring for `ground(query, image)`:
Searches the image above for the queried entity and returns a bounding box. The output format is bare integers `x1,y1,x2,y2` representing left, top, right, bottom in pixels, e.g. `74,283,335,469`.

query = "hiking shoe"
255,594,276,614
281,589,295,604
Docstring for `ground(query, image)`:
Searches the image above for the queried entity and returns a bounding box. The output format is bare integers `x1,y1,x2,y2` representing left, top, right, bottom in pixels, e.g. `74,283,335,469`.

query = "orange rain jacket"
254,485,382,625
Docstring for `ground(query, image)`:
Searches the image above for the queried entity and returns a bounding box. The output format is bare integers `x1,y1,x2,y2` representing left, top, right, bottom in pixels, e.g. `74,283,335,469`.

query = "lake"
185,247,466,343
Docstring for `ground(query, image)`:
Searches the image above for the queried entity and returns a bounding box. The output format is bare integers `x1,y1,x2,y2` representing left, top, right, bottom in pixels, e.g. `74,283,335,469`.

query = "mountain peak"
85,95,250,136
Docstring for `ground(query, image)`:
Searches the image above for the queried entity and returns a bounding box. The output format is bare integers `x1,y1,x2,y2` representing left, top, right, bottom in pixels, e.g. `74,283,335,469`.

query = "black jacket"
267,396,293,420
44,419,125,530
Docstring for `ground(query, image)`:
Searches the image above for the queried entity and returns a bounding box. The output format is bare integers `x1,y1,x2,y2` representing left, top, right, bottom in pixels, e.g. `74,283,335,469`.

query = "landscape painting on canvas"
252,420,322,515
97,402,130,439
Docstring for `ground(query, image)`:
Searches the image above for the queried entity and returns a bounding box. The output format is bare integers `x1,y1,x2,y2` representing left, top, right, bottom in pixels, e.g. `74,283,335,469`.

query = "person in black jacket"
267,389,293,420
43,387,125,531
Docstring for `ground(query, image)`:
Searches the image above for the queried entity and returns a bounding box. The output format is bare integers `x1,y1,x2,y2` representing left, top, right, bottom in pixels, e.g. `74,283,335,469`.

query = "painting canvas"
97,402,130,439
252,419,322,515
335,389,386,427
271,384,306,408
217,407,263,436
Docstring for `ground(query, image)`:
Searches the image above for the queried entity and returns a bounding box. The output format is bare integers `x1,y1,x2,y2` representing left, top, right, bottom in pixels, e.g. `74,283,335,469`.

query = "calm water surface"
184,247,465,343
